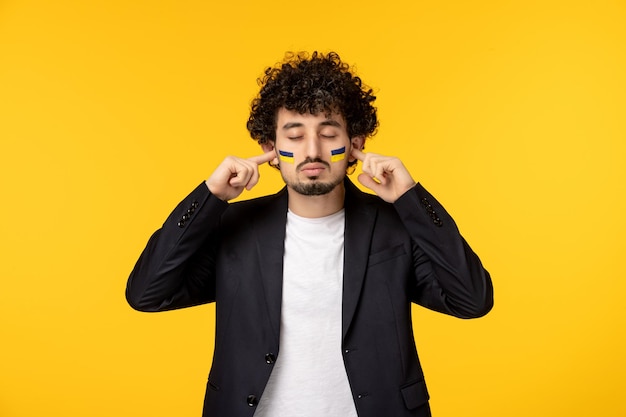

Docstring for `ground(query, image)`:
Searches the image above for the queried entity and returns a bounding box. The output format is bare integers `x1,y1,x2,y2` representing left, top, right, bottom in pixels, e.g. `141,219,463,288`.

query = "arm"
352,148,493,318
394,184,493,318
126,150,275,312
125,183,228,311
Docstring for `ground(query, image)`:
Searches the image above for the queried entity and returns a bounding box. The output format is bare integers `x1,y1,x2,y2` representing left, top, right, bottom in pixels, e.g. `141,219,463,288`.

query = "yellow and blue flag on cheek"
330,146,346,162
279,150,294,163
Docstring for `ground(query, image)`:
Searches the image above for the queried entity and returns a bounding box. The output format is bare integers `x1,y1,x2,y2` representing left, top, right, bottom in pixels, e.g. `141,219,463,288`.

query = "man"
126,51,493,417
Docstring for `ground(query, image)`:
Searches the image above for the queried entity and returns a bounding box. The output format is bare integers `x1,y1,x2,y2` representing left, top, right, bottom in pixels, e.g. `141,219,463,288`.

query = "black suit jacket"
126,179,493,417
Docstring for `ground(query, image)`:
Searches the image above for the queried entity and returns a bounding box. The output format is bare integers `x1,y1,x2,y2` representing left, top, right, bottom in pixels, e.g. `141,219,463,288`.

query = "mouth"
297,159,330,177
300,164,326,177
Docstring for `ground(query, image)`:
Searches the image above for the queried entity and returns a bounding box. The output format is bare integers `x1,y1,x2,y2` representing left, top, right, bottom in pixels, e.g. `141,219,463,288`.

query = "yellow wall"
1,1,625,416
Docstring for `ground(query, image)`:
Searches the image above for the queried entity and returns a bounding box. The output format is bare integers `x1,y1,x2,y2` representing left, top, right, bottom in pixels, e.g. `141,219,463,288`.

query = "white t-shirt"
254,209,358,417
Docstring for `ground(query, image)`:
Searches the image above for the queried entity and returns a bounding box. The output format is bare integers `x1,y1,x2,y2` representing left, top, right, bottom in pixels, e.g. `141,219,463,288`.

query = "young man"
126,51,493,417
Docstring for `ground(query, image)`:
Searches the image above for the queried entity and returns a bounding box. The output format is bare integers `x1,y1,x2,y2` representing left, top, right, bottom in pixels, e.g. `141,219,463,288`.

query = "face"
264,108,363,196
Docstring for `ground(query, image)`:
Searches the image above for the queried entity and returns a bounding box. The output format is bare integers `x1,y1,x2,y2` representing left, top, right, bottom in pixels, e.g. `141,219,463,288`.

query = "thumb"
357,173,382,193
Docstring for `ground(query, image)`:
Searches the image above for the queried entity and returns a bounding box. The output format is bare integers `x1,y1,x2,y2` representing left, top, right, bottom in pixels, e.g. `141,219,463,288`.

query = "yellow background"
1,0,625,416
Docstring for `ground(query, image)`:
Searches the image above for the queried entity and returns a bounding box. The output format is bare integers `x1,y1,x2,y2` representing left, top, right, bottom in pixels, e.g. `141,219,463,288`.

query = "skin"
205,108,417,217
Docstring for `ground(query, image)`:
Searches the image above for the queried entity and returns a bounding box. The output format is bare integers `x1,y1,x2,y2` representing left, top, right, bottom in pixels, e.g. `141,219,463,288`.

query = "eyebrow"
320,120,343,128
281,120,343,130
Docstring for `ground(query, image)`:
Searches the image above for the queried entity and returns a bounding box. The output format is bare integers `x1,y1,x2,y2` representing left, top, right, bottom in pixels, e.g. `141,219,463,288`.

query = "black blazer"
126,179,493,417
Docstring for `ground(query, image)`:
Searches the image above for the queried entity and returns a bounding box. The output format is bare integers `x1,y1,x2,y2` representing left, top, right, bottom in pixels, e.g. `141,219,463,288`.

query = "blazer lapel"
249,180,376,344
342,179,377,341
252,188,289,344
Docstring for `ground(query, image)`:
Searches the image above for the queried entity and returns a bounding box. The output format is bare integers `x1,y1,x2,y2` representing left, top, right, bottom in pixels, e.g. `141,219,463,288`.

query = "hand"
351,148,416,203
205,150,275,201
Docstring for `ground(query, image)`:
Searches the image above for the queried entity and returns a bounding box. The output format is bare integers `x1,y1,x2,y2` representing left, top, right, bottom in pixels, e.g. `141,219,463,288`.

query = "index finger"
248,150,276,165
351,148,366,162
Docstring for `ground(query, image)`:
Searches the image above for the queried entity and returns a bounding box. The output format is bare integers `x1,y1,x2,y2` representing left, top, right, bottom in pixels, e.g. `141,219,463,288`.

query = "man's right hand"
205,150,276,201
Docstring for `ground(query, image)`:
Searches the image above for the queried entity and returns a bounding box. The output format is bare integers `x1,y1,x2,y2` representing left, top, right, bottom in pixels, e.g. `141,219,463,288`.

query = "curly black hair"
246,51,378,145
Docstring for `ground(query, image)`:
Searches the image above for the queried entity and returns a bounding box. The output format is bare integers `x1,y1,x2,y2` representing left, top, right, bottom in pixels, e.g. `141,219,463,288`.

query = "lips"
300,164,326,176
295,158,330,177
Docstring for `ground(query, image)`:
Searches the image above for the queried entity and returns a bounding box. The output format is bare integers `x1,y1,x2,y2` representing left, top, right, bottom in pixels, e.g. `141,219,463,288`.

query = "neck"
287,182,345,218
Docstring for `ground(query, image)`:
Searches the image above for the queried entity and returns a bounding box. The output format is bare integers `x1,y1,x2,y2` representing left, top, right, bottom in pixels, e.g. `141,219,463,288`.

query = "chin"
290,179,342,196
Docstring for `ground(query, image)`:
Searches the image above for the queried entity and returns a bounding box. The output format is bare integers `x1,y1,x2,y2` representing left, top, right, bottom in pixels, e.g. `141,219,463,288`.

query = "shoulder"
221,186,288,223
230,186,287,209
344,178,396,212
344,179,406,235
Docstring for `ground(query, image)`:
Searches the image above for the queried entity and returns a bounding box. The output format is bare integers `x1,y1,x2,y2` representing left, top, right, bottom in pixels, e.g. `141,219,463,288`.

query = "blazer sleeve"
125,182,229,312
393,183,494,318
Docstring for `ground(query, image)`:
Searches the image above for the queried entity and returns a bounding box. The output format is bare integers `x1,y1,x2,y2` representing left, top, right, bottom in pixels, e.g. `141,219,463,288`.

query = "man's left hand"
351,148,417,203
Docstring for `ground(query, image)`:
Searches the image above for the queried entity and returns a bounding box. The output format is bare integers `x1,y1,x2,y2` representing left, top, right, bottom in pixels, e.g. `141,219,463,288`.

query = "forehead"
276,108,346,129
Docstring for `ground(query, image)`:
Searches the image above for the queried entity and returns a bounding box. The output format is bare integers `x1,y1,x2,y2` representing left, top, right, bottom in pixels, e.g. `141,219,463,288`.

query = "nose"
304,136,323,159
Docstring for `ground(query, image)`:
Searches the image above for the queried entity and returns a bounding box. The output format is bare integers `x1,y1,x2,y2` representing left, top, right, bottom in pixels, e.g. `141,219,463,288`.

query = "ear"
260,141,279,166
349,136,365,162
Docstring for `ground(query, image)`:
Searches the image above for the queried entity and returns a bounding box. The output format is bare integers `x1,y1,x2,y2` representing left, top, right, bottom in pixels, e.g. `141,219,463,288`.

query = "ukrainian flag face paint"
279,147,346,165
330,146,346,162
278,150,294,163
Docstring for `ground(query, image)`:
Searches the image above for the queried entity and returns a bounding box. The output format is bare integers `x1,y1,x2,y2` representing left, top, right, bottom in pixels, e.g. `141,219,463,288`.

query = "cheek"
277,149,295,164
329,146,347,163
275,141,297,164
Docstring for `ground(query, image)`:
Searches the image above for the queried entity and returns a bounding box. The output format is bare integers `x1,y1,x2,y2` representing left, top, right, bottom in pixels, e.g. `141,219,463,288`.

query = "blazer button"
247,395,258,407
177,220,185,228
265,353,276,364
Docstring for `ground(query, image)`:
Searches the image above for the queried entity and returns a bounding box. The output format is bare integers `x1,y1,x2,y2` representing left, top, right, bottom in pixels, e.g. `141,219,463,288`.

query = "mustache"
296,157,330,171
